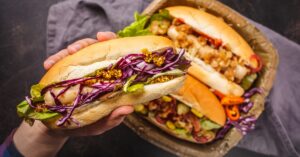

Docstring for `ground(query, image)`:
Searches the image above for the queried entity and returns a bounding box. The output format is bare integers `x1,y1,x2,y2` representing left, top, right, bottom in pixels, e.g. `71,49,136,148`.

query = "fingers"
94,106,134,134
44,49,69,70
44,32,116,70
44,59,55,70
109,105,134,119
97,32,117,41
67,116,124,136
66,106,133,136
66,32,116,55
67,38,97,55
43,38,97,70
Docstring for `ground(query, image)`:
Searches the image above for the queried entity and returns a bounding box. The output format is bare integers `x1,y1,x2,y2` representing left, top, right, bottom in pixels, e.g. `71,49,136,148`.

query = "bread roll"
40,36,187,129
171,75,226,126
166,6,258,68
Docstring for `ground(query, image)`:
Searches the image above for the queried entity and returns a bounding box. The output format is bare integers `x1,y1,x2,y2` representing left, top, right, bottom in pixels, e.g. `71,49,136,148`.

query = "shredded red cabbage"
27,48,190,126
239,102,254,113
25,96,35,109
239,87,263,114
56,86,71,97
216,116,256,139
231,116,256,135
216,88,263,139
56,85,83,126
244,87,263,98
215,119,232,140
50,89,62,106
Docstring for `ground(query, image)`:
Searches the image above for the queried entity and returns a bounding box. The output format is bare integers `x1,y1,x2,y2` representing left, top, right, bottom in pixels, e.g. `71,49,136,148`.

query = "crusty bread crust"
40,36,175,85
166,6,258,68
171,75,226,126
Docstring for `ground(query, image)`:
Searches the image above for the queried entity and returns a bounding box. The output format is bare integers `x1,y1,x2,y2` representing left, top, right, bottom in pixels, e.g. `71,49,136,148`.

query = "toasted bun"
171,75,226,126
40,36,175,85
166,6,257,68
40,36,186,129
187,55,244,96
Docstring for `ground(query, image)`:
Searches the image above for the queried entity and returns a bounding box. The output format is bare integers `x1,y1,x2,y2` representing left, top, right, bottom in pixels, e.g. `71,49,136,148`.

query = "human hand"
44,31,117,70
43,31,134,135
13,32,134,157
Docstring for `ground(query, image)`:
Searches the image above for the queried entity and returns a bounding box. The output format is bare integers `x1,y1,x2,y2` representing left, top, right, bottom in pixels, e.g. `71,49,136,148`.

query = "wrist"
13,121,69,157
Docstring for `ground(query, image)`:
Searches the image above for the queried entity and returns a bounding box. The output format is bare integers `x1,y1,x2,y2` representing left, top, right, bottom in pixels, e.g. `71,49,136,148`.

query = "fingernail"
106,32,117,38
97,32,103,39
97,32,117,41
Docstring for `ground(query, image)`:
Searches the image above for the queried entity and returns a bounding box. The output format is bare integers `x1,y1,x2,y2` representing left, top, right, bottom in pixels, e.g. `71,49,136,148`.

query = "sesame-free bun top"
172,75,226,126
40,36,175,85
166,6,258,68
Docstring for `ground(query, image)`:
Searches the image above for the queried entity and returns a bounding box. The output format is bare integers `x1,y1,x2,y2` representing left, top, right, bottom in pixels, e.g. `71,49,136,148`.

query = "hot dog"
118,6,263,96
135,75,226,143
16,36,190,129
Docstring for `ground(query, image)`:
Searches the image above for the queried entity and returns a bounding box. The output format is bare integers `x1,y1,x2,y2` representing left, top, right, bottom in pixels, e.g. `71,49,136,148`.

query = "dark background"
0,0,299,156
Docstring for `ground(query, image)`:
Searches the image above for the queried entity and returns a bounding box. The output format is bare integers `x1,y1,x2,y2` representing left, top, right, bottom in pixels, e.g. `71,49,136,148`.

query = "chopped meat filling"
149,18,250,83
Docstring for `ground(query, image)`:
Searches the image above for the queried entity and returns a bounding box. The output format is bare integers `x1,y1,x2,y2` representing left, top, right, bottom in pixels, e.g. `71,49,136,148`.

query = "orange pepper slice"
250,54,263,73
225,105,240,121
221,96,245,106
213,90,225,99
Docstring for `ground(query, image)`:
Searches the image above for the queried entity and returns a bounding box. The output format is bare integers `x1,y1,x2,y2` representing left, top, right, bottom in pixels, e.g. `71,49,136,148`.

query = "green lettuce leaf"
16,99,59,122
117,12,151,37
118,9,172,38
150,9,172,22
30,84,44,98
17,100,31,117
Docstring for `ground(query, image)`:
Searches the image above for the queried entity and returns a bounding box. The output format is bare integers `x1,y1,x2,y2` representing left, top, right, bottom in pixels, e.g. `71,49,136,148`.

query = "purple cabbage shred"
244,87,263,98
239,102,254,113
216,116,257,139
216,88,263,139
25,96,36,109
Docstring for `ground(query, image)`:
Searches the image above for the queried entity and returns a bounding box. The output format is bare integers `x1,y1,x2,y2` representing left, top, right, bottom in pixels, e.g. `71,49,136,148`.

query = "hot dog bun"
166,6,257,68
40,36,175,84
144,75,225,143
187,56,244,96
171,75,226,126
41,36,186,129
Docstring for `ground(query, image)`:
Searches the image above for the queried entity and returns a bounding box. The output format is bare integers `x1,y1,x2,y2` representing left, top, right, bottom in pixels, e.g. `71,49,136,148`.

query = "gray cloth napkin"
46,0,300,156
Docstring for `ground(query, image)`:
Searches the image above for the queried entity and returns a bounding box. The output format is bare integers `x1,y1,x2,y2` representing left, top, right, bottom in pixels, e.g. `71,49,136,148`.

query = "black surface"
221,0,300,44
0,0,298,156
